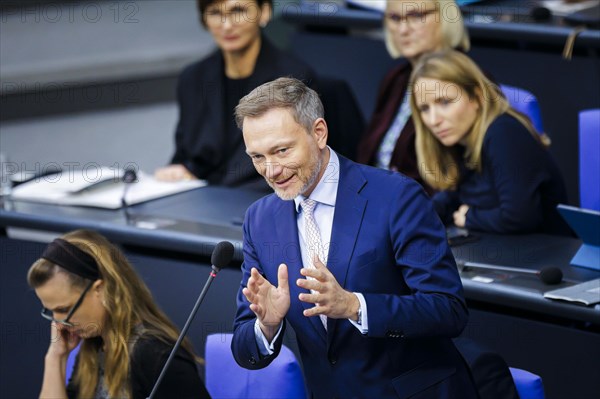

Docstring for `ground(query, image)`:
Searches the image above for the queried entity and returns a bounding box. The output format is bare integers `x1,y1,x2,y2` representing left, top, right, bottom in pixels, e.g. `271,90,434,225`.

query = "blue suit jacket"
232,155,478,399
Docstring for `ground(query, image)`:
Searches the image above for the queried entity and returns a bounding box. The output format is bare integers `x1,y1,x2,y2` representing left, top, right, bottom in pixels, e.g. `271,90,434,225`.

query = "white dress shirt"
255,149,368,354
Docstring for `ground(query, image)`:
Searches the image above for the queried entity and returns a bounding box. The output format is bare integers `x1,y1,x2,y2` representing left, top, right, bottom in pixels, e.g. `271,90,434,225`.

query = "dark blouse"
432,113,571,236
66,335,209,399
356,61,434,194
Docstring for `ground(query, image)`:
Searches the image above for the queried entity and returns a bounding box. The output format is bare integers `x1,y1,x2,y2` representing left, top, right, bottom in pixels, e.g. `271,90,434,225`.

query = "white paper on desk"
347,0,484,11
346,0,386,12
542,0,599,16
543,278,600,306
10,168,206,209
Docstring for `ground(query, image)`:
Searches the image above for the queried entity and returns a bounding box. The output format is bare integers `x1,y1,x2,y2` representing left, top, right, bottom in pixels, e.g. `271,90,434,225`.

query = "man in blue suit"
231,77,478,398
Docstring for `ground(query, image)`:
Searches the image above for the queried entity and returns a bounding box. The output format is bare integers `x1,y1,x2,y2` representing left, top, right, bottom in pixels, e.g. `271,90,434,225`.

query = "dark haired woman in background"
155,0,315,190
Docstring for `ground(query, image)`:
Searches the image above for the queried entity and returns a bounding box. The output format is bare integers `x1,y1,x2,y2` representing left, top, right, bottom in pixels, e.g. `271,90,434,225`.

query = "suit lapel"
198,37,284,143
274,199,328,343
326,157,367,343
248,36,279,88
214,37,279,157
198,51,226,157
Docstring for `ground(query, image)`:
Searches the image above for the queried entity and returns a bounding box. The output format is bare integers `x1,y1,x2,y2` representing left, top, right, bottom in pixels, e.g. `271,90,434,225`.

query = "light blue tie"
301,198,327,329
301,198,325,264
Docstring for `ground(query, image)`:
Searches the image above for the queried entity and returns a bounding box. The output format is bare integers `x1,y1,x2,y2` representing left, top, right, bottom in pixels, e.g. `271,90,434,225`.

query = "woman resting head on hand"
410,50,570,235
28,229,209,399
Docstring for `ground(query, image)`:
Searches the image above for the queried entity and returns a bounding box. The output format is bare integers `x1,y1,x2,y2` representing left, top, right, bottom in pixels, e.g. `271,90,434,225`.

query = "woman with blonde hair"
410,50,570,235
357,0,469,194
27,229,209,399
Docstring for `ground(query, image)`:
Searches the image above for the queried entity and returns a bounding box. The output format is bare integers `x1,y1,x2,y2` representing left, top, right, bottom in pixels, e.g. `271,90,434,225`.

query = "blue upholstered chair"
454,337,545,399
579,109,600,211
65,343,80,383
500,84,545,135
205,333,307,399
509,367,545,399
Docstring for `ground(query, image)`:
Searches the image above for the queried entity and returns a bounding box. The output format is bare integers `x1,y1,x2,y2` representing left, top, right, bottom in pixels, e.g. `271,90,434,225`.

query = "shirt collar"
294,147,339,213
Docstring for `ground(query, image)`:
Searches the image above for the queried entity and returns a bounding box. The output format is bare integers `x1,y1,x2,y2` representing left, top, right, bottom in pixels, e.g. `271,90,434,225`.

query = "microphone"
458,260,563,285
147,241,235,399
530,6,552,22
121,168,137,224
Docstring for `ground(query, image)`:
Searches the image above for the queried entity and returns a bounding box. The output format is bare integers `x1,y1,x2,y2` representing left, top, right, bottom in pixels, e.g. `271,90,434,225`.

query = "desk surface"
0,186,266,260
2,187,599,326
285,2,600,49
452,233,600,325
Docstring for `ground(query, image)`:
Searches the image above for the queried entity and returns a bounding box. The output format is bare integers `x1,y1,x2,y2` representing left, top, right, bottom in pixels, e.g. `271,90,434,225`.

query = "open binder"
9,167,206,209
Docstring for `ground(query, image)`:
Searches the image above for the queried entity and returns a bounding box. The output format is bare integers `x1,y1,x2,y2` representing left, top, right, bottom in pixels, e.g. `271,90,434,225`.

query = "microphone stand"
121,169,137,225
458,260,563,284
146,265,220,399
459,261,540,275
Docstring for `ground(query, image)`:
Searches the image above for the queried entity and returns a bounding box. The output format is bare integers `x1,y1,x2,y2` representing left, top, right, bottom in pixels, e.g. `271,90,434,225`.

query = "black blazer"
171,37,316,189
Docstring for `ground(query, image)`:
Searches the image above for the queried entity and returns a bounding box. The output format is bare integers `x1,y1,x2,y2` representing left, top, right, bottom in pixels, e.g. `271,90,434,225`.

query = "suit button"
387,330,404,338
249,357,256,365
329,357,337,365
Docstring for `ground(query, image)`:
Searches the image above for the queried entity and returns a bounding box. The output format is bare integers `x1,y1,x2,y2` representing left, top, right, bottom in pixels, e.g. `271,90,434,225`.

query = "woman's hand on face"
46,322,80,359
453,204,470,228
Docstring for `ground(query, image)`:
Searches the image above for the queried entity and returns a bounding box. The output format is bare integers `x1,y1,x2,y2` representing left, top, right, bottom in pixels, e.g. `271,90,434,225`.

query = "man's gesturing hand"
242,264,290,341
297,257,360,320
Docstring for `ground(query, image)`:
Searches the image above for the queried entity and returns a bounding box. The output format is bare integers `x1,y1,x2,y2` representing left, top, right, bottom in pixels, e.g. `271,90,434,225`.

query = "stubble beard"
271,153,323,201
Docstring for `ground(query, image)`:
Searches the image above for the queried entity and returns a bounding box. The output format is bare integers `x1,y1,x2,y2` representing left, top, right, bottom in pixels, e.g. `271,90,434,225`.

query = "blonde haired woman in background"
28,229,209,399
410,50,571,235
357,0,469,194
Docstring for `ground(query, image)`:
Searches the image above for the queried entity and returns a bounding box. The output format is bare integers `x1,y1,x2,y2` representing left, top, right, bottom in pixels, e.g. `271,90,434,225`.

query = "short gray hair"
235,77,324,133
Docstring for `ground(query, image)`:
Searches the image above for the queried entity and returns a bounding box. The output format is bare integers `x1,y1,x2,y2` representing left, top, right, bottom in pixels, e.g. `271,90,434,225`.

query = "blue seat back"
205,333,307,399
579,109,600,211
509,367,545,399
500,84,545,134
65,343,80,383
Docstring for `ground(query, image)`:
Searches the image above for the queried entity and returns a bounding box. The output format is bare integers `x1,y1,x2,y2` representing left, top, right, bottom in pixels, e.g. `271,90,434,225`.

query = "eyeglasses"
40,280,94,327
385,9,437,26
205,5,257,26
